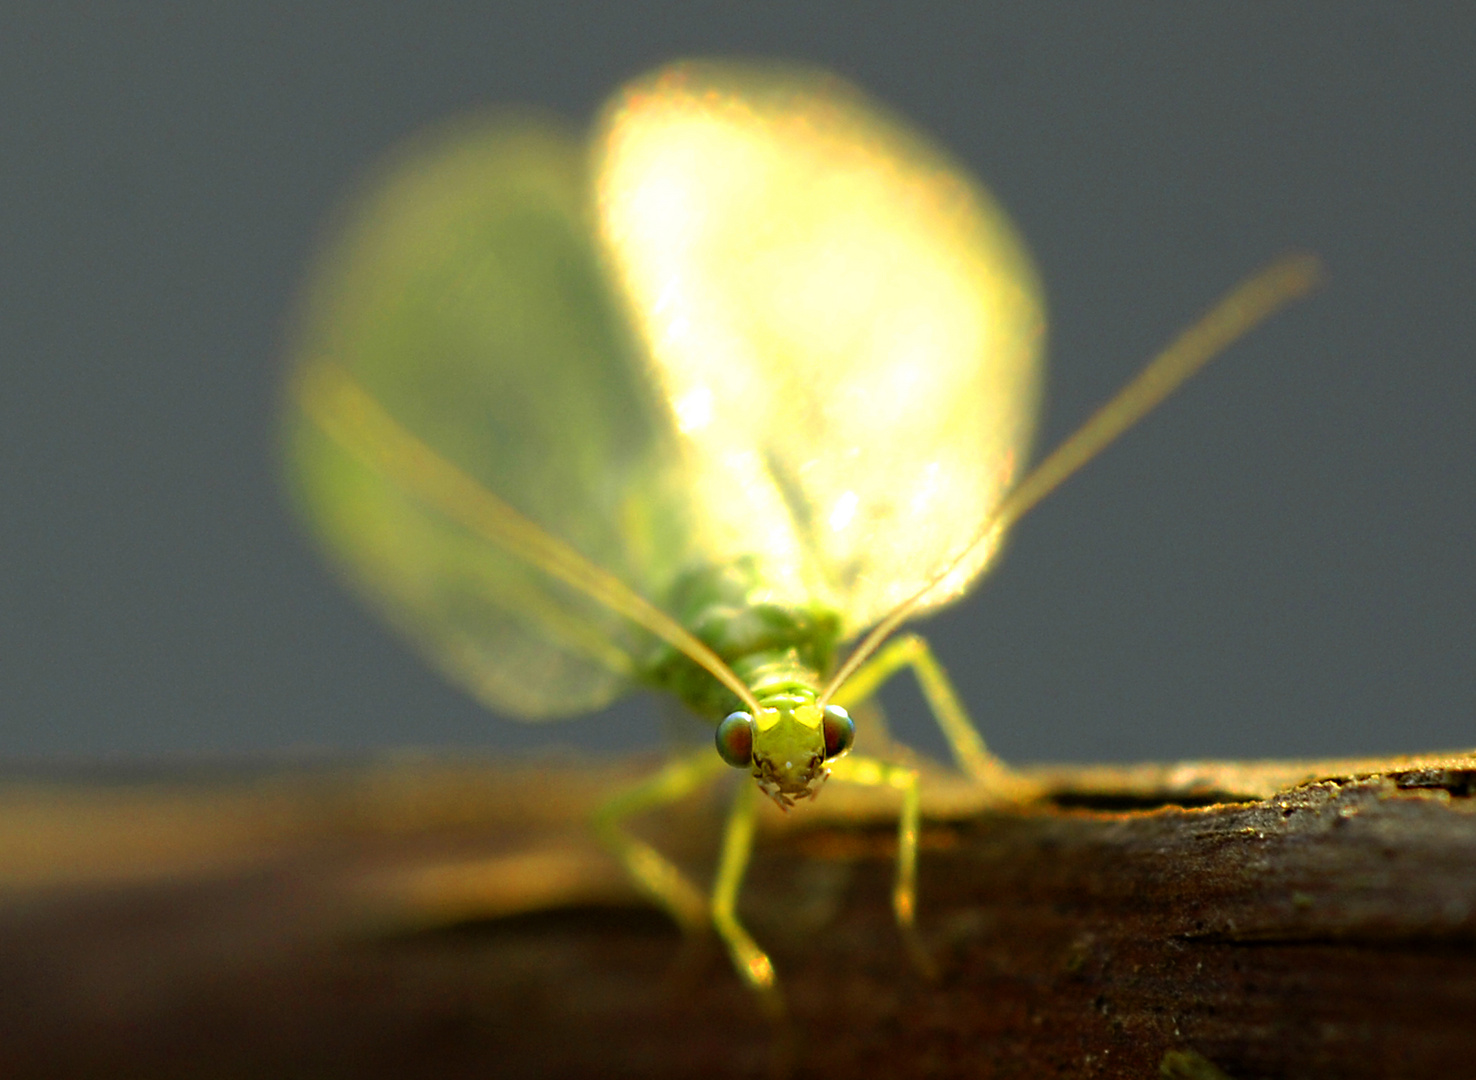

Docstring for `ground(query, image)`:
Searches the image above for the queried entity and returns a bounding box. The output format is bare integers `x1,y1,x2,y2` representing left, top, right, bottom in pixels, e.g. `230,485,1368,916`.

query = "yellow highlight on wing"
284,60,1048,723
594,62,1045,633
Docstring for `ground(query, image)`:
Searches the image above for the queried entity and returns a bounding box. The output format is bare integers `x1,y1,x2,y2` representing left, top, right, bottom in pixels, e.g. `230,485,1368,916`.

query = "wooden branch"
0,748,1473,1078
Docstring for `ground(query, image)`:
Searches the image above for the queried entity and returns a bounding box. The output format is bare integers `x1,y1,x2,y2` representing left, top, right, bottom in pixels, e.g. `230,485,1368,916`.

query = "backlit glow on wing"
286,61,1049,724
595,63,1045,632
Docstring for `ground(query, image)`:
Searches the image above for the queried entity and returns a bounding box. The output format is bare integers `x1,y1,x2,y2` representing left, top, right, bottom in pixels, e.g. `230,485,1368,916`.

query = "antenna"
821,253,1325,706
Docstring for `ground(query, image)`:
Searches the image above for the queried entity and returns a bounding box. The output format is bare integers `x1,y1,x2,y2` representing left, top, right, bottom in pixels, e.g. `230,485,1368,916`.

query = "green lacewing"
283,58,1319,1001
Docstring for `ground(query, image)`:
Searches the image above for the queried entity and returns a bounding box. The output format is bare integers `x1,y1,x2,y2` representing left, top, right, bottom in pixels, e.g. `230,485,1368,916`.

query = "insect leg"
593,750,726,934
831,632,1013,789
710,779,785,1017
827,753,937,979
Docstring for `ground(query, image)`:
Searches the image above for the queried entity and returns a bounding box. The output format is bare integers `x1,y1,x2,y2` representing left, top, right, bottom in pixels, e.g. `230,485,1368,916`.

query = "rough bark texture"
0,748,1473,1078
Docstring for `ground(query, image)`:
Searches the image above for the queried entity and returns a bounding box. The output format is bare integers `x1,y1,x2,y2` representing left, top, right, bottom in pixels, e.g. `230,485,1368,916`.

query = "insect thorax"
640,556,842,721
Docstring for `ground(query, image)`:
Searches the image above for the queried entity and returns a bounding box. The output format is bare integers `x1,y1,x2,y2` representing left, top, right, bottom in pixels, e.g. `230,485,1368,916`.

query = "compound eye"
715,711,754,768
821,704,855,759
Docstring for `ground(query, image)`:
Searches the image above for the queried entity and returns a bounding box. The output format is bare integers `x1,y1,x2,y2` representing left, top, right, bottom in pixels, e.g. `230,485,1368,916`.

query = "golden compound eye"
821,704,855,759
715,711,754,768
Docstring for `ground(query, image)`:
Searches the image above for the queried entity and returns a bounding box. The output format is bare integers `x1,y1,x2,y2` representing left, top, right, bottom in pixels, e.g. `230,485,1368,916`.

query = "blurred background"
1,4,1471,768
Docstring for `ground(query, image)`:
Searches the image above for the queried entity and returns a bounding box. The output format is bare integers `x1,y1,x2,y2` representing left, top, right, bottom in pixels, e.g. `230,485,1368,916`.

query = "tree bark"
0,748,1472,1078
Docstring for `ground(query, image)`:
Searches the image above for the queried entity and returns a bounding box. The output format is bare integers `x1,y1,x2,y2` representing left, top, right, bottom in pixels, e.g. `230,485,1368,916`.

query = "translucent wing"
285,117,700,718
285,61,1046,722
594,61,1046,634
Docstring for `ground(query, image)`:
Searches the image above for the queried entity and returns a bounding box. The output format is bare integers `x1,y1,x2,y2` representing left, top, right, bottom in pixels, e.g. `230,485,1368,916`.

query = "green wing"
284,116,695,719
593,62,1045,633
284,61,1050,723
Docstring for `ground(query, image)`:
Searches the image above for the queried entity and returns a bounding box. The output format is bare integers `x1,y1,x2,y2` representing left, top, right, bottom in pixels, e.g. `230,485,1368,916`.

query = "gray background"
2,4,1472,768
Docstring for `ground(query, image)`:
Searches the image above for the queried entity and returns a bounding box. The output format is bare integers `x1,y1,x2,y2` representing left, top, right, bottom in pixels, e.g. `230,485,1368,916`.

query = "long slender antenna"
296,363,765,717
821,252,1325,706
